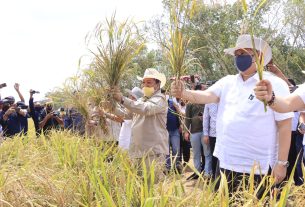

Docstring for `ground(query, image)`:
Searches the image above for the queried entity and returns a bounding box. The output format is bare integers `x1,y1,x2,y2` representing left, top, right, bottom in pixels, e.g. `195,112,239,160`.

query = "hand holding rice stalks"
90,14,145,111
241,0,269,111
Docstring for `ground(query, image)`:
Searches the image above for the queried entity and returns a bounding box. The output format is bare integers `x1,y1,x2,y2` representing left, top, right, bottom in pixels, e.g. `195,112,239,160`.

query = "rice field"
0,124,305,206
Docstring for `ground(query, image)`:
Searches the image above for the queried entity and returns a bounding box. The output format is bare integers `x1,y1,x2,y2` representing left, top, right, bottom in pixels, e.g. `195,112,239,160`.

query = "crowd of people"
1,34,305,196
0,85,85,139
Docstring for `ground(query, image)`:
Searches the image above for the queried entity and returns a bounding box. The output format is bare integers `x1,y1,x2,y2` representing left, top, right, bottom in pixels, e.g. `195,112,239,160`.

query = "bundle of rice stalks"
49,74,110,135
164,0,200,81
90,14,145,111
50,75,91,120
241,0,269,111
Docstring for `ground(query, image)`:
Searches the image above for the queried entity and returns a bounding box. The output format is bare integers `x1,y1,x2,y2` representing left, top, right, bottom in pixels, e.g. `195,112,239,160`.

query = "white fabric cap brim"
137,74,166,88
224,36,272,66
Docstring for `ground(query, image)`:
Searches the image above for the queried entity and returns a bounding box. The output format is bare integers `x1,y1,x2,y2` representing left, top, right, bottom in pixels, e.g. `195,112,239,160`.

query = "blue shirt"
39,110,61,133
0,111,22,137
166,98,180,131
20,113,30,134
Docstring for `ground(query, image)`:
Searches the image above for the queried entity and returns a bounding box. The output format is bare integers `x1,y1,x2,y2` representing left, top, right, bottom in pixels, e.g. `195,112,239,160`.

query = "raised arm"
29,91,35,115
14,83,25,102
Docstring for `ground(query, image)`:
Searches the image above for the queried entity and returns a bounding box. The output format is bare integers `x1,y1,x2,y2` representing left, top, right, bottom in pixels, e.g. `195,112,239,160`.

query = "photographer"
16,101,30,135
0,98,27,137
64,107,85,135
39,101,64,135
29,89,43,136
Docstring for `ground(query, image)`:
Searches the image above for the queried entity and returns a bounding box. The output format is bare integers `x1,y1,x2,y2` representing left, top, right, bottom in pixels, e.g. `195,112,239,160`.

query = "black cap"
4,96,15,104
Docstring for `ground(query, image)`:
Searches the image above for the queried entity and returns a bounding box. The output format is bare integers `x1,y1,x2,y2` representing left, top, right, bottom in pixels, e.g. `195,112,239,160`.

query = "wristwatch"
276,160,289,168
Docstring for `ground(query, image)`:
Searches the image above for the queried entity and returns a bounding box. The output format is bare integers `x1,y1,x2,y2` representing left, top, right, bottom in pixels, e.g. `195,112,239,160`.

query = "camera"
53,111,60,116
0,83,7,89
30,90,40,94
15,107,21,113
20,105,28,110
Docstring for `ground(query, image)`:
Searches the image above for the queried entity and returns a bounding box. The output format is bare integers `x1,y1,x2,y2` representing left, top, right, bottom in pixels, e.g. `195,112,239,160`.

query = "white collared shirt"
207,72,294,174
294,84,305,106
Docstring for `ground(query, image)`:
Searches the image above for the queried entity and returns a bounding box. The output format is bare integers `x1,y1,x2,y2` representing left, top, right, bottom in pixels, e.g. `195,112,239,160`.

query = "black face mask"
35,106,43,111
46,106,53,112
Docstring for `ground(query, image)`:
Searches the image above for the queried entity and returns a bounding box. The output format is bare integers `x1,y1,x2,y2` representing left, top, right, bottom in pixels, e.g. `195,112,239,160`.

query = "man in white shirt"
171,34,293,194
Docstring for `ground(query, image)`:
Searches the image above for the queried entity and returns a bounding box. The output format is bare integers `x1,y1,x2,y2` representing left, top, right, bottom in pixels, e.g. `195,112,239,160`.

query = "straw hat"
224,34,272,66
125,87,144,100
137,68,166,88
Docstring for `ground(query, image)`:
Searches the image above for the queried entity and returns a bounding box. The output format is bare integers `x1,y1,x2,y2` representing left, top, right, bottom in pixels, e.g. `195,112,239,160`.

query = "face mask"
46,106,53,112
235,55,253,72
35,106,43,111
142,87,155,98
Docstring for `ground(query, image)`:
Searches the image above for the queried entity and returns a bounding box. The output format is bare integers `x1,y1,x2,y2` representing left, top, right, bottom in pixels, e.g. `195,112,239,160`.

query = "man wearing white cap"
171,34,293,194
113,68,168,182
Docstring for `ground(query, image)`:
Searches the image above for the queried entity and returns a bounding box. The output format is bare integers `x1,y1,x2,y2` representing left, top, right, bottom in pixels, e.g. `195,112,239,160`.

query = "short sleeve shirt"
294,84,305,105
206,72,294,174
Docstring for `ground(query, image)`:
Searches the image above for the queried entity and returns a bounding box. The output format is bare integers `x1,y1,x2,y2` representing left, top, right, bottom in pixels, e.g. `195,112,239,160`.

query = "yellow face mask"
142,87,155,98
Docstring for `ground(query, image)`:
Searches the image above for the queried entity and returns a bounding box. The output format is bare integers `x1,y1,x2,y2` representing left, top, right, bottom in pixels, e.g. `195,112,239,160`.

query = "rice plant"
89,13,145,111
164,0,200,81
241,0,269,111
0,126,303,206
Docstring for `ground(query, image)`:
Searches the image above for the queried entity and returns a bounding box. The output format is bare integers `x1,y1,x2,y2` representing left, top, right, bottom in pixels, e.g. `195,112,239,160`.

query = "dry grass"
88,14,145,112
0,126,304,206
164,0,201,80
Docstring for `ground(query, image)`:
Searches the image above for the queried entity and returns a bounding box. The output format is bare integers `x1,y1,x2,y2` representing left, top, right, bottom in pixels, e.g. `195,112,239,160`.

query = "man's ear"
155,83,161,91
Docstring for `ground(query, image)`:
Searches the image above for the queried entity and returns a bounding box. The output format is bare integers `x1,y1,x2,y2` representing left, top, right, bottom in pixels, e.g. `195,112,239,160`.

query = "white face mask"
142,87,155,98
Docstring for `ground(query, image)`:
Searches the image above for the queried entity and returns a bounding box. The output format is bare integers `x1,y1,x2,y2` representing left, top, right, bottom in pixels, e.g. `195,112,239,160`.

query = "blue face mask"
235,55,253,72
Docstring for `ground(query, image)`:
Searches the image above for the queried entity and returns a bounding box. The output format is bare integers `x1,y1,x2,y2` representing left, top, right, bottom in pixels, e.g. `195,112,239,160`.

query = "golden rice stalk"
241,0,269,111
164,0,199,81
250,34,268,111
49,75,91,120
90,13,145,111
